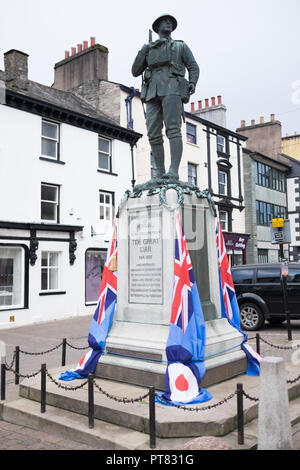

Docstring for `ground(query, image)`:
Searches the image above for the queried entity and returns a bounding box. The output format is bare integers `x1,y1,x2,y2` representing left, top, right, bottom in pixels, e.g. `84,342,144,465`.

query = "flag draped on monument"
216,218,261,376
59,220,118,381
156,210,212,405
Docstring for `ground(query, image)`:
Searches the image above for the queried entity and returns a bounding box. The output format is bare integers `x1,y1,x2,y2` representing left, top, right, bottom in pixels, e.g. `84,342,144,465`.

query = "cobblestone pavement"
0,420,99,450
1,315,300,450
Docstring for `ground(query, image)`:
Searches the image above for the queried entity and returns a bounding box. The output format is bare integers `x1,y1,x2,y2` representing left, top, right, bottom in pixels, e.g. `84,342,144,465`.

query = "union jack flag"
93,221,117,327
59,221,118,381
171,211,194,333
157,210,211,405
216,217,239,324
216,217,261,376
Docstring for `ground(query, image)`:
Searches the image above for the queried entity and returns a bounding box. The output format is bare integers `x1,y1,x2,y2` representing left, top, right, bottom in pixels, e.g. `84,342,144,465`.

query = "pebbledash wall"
0,49,140,329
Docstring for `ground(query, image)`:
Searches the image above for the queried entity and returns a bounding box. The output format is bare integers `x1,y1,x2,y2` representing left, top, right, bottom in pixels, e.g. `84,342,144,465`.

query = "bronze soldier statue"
132,14,199,183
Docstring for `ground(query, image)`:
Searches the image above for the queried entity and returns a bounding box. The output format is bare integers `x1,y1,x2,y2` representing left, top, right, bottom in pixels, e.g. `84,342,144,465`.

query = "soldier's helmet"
152,14,177,33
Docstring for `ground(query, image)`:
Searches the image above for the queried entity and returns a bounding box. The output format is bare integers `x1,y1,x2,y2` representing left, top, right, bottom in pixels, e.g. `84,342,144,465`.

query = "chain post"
61,338,67,366
149,386,156,449
1,358,6,401
237,383,244,445
256,333,260,355
15,346,20,385
41,364,46,413
88,374,94,429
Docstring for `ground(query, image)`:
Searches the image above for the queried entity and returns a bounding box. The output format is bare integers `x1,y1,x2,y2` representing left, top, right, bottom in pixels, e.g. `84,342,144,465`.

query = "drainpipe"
125,88,137,129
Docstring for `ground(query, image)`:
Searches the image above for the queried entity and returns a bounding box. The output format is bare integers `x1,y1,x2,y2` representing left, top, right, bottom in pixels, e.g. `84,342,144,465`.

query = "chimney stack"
191,93,227,127
53,37,108,91
4,49,29,90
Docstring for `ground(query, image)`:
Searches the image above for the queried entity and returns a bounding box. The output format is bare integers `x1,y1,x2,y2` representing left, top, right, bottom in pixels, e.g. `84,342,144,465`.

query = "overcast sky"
1,0,300,136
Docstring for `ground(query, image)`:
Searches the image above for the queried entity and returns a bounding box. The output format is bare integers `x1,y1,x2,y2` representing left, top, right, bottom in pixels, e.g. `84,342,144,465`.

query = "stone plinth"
96,187,246,387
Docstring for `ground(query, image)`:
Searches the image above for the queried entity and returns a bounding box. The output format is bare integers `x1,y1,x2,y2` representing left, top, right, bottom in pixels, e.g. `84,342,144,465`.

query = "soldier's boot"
151,143,165,179
164,137,182,180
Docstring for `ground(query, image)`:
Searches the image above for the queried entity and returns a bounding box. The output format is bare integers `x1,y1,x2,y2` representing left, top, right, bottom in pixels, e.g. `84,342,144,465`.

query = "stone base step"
15,366,262,439
1,397,150,450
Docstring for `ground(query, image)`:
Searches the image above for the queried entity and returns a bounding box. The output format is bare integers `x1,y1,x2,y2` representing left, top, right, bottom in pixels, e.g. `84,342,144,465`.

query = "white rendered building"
0,47,141,329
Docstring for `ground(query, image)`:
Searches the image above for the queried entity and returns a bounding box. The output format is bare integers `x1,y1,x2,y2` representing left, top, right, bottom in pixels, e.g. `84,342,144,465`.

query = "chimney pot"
260,116,264,124
77,44,82,53
65,51,70,59
270,113,275,121
191,102,195,112
205,98,209,107
217,95,222,105
71,47,76,55
90,37,96,46
211,96,216,106
83,41,88,50
198,100,202,110
241,120,246,128
251,119,255,126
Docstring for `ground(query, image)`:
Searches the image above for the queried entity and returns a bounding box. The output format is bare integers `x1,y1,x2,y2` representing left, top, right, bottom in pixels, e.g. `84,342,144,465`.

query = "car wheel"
239,302,265,331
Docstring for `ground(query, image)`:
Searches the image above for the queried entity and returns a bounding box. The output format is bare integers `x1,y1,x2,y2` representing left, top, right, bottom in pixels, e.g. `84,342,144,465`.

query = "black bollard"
1,362,5,401
237,383,244,445
149,386,156,449
41,364,46,413
88,374,94,429
61,338,67,367
15,346,20,385
256,333,260,355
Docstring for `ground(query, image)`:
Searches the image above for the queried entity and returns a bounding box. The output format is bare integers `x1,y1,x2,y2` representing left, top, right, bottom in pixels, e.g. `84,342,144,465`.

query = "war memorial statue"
132,14,199,187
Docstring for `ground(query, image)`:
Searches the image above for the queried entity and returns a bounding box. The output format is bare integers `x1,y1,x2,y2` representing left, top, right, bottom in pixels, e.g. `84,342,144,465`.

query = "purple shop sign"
223,233,250,251
223,233,250,263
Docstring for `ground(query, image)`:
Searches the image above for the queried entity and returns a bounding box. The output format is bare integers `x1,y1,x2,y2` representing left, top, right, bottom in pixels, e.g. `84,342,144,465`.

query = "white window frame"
41,120,59,160
41,183,59,223
40,251,61,293
99,191,114,223
218,170,227,196
217,135,225,153
186,123,197,145
98,136,112,172
188,163,197,186
219,211,228,232
0,246,25,310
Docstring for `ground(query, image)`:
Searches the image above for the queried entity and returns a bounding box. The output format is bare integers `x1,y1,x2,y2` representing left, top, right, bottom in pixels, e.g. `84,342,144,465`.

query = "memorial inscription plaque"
128,208,163,305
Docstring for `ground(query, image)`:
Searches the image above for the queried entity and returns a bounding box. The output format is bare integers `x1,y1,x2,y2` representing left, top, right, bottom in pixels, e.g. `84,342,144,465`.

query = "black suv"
231,263,300,331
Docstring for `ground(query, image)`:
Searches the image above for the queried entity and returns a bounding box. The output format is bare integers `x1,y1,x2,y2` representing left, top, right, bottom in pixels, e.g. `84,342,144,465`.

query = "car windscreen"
231,269,254,284
256,268,281,283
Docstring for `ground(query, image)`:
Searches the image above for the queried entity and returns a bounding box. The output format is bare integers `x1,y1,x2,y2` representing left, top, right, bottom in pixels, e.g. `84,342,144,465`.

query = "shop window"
0,246,25,309
85,249,107,303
